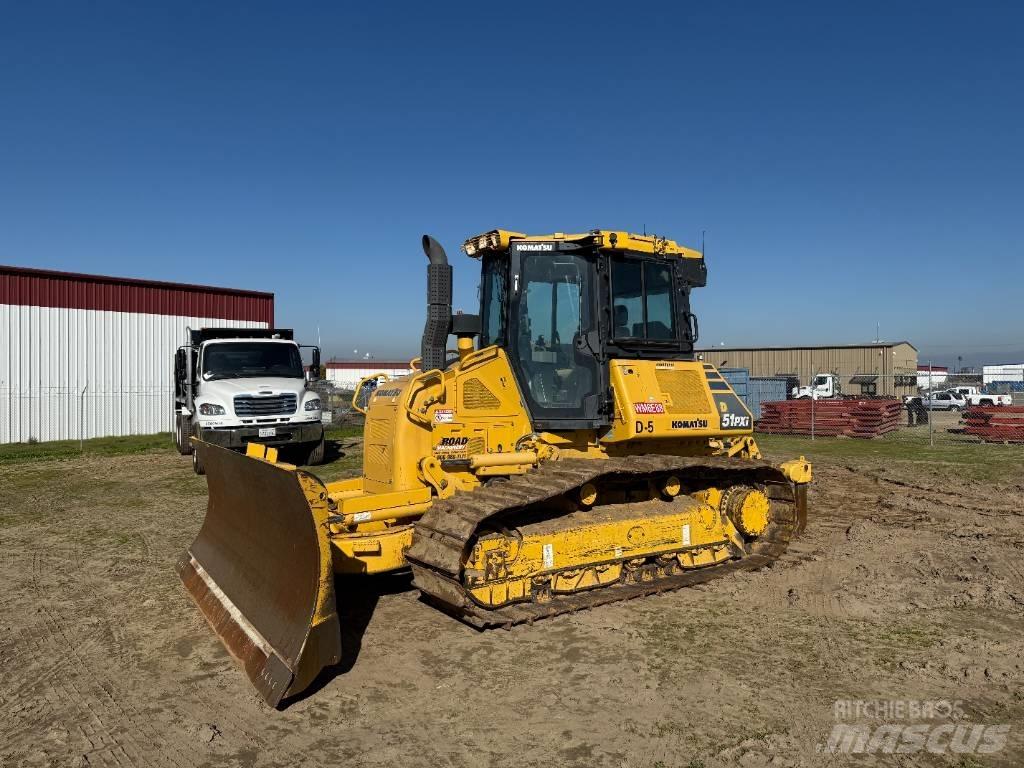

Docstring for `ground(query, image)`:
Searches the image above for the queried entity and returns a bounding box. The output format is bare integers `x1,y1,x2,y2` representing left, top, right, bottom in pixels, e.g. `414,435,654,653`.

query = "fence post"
928,363,934,447
810,369,817,441
79,384,88,450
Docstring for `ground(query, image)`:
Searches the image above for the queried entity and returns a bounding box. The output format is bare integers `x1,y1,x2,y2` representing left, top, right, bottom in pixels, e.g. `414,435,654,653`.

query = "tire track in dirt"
3,518,202,768
5,449,1024,767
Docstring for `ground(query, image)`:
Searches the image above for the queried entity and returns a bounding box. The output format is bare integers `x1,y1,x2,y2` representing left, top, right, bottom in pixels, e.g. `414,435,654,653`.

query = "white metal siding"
983,364,1024,384
326,365,413,390
0,304,266,443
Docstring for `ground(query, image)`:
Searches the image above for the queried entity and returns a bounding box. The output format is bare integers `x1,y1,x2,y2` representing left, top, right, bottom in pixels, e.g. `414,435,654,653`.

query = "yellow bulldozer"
179,228,812,706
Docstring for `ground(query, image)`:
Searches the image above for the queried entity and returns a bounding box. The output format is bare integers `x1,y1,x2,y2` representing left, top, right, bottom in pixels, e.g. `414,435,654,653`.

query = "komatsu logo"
518,243,554,251
672,419,709,429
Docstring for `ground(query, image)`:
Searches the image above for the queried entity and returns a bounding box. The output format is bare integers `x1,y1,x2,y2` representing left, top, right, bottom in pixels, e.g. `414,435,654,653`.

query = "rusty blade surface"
177,441,340,707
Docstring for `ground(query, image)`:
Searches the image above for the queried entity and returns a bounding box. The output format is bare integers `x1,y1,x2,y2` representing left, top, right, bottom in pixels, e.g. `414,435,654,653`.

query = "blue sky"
1,2,1021,367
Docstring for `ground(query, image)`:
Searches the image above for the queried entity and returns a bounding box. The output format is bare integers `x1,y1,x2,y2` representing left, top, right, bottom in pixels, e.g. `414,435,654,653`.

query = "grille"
364,418,392,482
462,378,500,410
655,370,712,414
233,394,297,416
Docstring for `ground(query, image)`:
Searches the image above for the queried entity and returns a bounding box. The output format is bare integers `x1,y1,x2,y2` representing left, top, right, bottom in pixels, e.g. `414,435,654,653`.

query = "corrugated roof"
0,264,273,323
696,341,918,353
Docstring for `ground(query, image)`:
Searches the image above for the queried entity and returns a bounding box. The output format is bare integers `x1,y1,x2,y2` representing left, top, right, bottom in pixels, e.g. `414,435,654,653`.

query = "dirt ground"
2,437,1022,767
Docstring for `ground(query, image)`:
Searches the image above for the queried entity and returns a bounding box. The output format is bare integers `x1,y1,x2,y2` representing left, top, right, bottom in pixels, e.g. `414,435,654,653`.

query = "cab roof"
462,229,703,260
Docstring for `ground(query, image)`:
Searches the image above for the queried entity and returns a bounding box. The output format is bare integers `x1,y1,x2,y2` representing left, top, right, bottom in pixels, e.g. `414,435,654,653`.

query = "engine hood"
198,377,310,397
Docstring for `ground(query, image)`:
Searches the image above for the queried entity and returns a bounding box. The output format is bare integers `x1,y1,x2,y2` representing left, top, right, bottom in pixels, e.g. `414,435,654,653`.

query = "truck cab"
174,328,324,473
792,373,841,400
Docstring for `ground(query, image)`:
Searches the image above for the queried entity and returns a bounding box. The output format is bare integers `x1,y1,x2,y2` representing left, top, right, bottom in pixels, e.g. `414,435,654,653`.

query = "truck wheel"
191,427,206,475
305,436,326,466
176,415,194,456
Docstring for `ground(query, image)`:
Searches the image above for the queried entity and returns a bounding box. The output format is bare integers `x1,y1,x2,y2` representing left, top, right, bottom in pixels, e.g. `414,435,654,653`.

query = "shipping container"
718,368,749,401
718,369,790,420
746,377,790,420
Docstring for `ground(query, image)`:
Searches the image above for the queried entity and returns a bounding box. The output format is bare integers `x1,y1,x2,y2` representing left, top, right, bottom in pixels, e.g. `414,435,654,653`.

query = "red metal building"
1,264,273,443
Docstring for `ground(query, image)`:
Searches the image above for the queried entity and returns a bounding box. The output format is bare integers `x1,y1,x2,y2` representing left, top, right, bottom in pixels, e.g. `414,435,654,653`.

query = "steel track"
406,455,806,629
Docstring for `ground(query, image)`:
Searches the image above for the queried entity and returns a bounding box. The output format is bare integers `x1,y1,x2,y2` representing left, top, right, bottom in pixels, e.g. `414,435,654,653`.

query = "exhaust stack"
420,235,452,372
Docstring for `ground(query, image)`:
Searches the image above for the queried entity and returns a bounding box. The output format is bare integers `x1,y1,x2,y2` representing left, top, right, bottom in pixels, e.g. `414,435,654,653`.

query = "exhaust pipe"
420,235,452,372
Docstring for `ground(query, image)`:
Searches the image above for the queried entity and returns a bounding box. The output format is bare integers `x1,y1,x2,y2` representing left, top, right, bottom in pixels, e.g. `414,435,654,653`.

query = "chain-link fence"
5,372,1023,448
750,371,1024,446
306,380,365,429
0,385,174,445
1,380,366,445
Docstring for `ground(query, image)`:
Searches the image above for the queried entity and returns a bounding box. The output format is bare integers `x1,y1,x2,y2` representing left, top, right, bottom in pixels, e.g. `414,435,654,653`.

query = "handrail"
403,368,445,425
458,343,499,371
351,372,391,416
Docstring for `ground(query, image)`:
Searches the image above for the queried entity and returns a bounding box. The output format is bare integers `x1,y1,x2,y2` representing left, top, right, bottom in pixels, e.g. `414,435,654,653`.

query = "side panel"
426,346,534,481
359,346,534,495
361,374,429,494
602,360,753,443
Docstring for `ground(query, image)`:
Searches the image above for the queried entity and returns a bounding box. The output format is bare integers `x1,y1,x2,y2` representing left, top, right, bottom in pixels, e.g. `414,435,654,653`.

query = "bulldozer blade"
177,441,341,707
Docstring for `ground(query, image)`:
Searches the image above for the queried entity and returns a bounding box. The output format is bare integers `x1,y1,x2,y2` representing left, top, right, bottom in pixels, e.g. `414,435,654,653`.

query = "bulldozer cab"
473,231,705,431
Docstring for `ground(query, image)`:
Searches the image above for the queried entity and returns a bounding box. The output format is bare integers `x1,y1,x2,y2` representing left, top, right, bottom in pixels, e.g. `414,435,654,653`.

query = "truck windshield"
202,343,304,380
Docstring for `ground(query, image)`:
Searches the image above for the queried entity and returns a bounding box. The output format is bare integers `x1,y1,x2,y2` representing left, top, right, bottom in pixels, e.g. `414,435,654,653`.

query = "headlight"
199,403,226,415
304,398,322,411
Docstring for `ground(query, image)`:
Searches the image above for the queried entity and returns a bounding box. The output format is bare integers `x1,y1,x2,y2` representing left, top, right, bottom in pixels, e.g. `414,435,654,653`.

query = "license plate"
258,427,277,438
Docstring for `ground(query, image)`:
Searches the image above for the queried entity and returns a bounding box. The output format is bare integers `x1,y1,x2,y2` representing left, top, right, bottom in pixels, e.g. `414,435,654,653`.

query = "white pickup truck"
946,386,1013,408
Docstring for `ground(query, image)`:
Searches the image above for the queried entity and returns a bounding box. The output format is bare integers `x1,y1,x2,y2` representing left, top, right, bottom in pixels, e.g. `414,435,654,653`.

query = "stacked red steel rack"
961,406,1024,443
757,399,903,438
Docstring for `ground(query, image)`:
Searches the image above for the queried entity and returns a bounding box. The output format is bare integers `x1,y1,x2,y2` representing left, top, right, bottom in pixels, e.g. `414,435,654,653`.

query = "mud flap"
177,441,341,707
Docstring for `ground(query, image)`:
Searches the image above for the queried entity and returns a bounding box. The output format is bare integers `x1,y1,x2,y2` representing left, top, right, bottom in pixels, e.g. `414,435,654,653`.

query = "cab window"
479,255,506,347
611,257,676,340
515,252,598,413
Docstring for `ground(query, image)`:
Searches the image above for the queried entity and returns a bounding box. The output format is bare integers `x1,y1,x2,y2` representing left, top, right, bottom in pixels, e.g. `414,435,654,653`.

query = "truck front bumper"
197,422,324,450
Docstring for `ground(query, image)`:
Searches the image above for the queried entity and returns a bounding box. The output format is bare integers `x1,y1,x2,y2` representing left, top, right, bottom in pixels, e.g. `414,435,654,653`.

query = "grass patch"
756,433,1024,483
0,432,174,465
304,446,363,483
0,422,363,468
325,423,364,441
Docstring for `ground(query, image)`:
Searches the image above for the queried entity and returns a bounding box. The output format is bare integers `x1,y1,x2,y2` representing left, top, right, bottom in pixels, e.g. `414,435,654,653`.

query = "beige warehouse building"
696,342,919,398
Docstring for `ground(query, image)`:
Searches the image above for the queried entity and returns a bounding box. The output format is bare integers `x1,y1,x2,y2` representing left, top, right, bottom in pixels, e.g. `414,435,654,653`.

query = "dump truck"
179,229,812,706
172,327,324,473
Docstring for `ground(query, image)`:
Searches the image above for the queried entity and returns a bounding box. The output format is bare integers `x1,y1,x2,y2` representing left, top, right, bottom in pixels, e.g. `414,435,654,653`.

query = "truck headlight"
199,403,226,415
304,398,322,411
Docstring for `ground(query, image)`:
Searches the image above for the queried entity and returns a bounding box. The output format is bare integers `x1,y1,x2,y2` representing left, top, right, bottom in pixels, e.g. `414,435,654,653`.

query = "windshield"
202,342,304,380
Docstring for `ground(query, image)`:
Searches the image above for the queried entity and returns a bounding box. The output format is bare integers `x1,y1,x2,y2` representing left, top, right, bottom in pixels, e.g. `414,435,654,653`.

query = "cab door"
506,242,604,430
